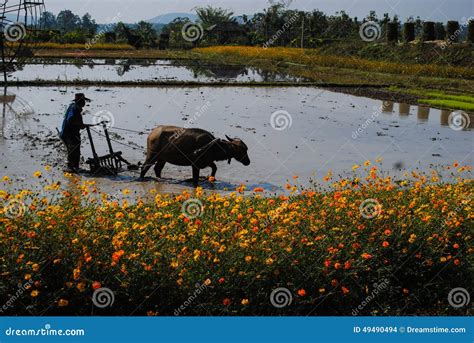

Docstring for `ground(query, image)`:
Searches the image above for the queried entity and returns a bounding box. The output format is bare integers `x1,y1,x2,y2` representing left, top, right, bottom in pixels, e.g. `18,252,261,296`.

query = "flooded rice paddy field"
1,85,472,197
8,59,307,83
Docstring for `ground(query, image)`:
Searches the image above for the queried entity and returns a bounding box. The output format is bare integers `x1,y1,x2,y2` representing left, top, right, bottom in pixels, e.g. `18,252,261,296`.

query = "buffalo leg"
154,160,166,178
192,166,200,187
140,155,157,179
210,162,217,178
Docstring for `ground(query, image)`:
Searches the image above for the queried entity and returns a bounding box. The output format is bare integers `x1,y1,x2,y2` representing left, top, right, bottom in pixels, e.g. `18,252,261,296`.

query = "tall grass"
194,46,474,80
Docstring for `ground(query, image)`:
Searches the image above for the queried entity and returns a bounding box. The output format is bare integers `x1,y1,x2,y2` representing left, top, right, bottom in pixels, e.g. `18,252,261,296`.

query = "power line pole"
301,15,304,48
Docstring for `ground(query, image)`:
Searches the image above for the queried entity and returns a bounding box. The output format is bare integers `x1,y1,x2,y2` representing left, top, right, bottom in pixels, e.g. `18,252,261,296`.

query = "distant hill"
147,13,197,25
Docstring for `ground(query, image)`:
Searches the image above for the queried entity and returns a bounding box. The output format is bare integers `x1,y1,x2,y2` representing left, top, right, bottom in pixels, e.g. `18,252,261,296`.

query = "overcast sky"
44,0,472,23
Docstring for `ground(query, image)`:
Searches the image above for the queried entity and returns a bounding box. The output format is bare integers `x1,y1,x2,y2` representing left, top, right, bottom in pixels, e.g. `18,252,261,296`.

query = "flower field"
0,163,472,316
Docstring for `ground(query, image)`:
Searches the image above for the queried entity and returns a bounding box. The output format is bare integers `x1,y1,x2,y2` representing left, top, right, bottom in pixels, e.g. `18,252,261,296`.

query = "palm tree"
195,6,236,26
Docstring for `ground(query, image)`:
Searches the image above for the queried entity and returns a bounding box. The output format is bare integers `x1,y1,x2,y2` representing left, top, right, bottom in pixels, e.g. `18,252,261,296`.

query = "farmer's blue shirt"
60,103,83,140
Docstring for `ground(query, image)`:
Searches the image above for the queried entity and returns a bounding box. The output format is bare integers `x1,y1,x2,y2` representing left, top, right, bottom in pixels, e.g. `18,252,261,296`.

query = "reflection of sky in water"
9,59,308,83
0,87,472,197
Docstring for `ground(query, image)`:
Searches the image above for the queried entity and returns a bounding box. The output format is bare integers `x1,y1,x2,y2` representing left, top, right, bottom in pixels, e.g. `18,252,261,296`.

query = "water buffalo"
140,126,250,186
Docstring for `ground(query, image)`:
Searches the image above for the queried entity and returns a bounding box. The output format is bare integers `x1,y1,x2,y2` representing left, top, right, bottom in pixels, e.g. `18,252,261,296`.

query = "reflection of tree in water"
169,60,244,79
115,59,156,77
170,60,305,82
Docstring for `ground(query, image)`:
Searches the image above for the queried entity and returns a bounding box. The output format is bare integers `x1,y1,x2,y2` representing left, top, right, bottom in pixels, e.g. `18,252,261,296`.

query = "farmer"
59,93,92,172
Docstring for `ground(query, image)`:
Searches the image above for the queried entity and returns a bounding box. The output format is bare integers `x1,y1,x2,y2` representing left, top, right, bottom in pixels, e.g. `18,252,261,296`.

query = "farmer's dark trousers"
63,136,81,170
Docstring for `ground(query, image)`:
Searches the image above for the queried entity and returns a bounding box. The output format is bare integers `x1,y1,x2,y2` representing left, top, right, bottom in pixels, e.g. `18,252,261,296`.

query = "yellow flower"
364,160,371,167
265,258,274,265
31,290,39,297
58,299,69,307
32,263,39,272
44,165,52,172
245,256,252,263
352,164,360,171
76,282,86,292
2,175,9,181
33,171,42,178
241,298,249,305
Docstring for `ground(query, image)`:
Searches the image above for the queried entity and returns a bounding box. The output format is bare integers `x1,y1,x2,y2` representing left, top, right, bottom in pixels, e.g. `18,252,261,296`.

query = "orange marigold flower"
223,298,231,306
58,299,69,307
241,298,249,305
453,259,460,266
384,229,392,235
253,187,264,193
112,250,125,262
403,288,409,294
218,277,225,284
30,290,39,297
382,241,390,248
334,262,341,270
73,268,81,280
331,279,339,287
453,243,459,249
297,289,306,296
92,281,101,290
341,286,350,295
361,253,373,260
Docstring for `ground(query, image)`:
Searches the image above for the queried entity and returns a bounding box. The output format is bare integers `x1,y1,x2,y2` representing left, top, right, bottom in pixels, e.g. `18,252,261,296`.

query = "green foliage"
195,6,236,26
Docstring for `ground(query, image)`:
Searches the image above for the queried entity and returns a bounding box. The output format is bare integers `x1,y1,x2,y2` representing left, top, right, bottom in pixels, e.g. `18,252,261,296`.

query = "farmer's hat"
73,93,92,102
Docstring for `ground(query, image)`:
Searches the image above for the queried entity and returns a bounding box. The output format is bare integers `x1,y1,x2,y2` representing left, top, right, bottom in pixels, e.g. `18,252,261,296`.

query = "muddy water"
9,59,306,83
0,86,472,197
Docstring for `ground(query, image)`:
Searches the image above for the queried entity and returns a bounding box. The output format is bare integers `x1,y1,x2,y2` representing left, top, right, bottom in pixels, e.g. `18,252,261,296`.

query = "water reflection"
11,58,311,83
440,110,450,126
399,103,410,115
417,106,430,122
381,101,394,112
170,59,308,82
380,101,472,131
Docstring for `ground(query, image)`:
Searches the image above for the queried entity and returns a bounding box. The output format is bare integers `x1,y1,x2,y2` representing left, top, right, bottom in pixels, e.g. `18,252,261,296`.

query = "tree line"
35,2,473,48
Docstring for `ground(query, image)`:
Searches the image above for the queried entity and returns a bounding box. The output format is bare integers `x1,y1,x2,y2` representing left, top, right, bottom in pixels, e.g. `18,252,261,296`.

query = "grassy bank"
388,87,474,112
1,163,472,316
